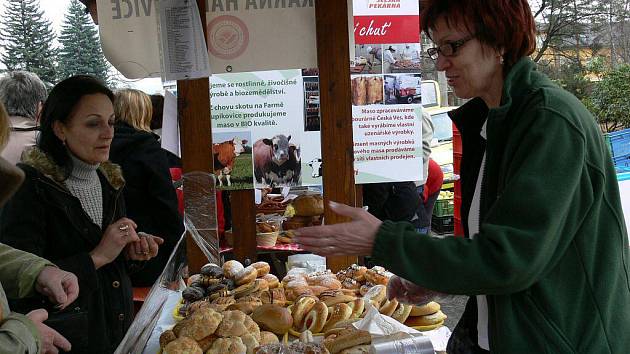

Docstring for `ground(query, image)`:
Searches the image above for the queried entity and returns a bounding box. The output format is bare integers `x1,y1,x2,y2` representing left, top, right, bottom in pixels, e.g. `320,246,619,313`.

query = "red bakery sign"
353,0,420,44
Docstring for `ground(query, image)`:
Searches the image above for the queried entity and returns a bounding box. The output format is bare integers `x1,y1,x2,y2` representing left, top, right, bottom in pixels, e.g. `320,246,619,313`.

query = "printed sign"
353,0,420,44
97,0,318,78
210,70,306,189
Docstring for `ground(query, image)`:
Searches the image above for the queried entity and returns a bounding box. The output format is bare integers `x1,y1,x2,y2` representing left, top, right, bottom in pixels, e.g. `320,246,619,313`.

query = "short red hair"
420,0,536,69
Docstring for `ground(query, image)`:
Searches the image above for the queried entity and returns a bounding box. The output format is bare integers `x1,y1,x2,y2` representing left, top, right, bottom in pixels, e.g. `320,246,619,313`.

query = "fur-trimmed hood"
20,147,125,190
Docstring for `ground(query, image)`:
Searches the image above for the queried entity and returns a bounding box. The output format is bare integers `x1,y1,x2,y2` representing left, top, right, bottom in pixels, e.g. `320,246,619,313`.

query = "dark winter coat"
109,122,183,286
0,147,133,354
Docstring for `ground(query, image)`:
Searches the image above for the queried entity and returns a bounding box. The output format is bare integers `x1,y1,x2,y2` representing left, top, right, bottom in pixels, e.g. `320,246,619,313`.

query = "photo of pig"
253,134,301,187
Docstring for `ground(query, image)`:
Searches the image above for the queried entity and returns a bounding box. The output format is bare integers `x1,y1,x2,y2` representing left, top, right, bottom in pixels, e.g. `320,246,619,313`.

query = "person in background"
383,46,397,73
0,98,80,354
110,89,183,287
0,71,47,165
413,110,435,231
416,158,444,234
296,0,630,352
0,76,163,354
149,94,164,138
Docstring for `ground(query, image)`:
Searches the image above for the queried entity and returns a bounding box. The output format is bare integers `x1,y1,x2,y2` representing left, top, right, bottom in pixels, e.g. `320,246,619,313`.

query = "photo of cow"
212,132,253,190
253,134,302,187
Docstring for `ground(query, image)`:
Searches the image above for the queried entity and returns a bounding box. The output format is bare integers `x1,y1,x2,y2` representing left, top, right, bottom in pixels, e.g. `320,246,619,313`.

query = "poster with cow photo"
211,131,253,190
210,69,305,189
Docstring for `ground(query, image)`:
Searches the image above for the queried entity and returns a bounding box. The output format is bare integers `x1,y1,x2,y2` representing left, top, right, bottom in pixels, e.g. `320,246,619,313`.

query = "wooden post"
232,190,257,263
315,1,358,272
179,0,211,274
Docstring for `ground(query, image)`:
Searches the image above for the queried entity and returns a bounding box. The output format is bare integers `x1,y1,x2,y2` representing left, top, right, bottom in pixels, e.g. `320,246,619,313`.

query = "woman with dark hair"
296,0,630,352
0,75,163,354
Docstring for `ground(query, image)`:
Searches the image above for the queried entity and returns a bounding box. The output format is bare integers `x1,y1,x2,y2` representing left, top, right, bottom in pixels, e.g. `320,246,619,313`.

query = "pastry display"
159,261,446,354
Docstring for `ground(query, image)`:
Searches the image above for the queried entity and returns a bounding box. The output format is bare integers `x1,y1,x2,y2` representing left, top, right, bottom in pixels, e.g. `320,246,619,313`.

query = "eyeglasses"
427,35,476,60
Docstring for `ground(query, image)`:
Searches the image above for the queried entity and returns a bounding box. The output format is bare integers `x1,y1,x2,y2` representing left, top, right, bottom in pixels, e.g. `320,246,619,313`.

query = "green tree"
57,0,112,85
584,64,630,132
0,0,58,86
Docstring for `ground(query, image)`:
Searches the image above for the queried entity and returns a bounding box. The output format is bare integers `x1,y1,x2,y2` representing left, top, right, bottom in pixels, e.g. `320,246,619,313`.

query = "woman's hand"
27,309,72,354
295,201,382,257
125,232,164,261
90,218,139,269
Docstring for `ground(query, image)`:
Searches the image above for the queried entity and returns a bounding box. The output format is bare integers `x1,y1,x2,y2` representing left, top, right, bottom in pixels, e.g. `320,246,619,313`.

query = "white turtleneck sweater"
63,154,103,227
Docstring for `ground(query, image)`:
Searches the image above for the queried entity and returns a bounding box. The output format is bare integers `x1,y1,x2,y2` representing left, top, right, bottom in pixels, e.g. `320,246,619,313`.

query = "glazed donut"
379,299,398,317
391,303,412,323
301,301,329,333
364,266,389,285
321,303,352,333
409,301,441,317
262,274,279,289
292,296,318,329
347,299,365,319
252,261,271,277
223,260,245,279
235,265,258,286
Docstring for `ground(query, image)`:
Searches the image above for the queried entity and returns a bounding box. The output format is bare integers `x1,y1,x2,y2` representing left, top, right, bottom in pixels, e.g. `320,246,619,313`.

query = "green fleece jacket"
372,58,630,353
0,244,52,353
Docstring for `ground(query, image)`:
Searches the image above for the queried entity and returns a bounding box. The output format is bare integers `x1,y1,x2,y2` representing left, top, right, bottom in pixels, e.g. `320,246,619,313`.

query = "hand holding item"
26,309,72,354
387,275,453,305
295,201,382,256
125,232,164,261
35,267,79,310
90,218,139,269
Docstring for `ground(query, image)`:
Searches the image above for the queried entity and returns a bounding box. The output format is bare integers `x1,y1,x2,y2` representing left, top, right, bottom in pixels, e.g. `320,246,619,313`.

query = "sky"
0,0,164,93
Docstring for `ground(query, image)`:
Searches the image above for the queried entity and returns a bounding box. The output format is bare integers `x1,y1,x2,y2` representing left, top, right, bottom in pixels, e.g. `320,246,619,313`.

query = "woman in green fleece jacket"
297,0,630,353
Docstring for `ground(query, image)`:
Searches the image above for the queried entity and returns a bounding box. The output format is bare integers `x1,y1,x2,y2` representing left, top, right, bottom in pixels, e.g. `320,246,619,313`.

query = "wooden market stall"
179,0,358,274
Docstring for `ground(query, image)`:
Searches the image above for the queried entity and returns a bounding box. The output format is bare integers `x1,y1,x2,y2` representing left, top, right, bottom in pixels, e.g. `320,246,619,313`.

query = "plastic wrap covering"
386,275,455,306
115,172,219,354
370,332,435,353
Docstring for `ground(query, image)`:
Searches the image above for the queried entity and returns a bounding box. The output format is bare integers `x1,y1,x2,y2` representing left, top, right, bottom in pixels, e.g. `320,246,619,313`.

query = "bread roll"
262,274,279,289
404,310,447,326
163,336,203,354
252,261,271,277
251,304,293,335
324,329,371,354
292,195,324,216
223,260,245,279
409,301,441,317
236,266,258,286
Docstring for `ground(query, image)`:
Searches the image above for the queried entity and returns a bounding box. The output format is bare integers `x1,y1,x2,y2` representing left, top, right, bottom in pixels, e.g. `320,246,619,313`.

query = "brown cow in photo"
213,137,247,186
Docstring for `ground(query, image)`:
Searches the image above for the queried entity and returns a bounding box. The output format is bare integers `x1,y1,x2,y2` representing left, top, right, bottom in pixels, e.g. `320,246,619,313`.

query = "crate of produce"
433,191,455,217
432,215,454,234
608,128,630,158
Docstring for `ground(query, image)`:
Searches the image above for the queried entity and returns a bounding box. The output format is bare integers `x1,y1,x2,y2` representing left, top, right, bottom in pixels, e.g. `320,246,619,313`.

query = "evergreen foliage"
0,0,58,86
57,0,112,85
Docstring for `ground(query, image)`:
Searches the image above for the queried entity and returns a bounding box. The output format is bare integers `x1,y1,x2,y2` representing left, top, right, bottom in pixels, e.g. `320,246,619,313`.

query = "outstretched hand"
35,267,79,310
295,201,382,257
